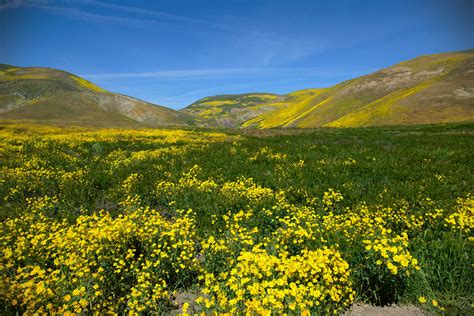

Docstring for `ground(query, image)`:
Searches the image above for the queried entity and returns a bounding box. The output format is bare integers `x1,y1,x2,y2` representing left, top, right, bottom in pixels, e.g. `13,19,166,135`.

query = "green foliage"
1,123,473,314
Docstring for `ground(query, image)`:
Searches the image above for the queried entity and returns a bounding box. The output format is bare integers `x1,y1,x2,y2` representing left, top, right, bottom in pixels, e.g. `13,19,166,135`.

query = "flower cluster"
444,196,473,234
198,246,354,315
1,204,199,314
363,232,420,276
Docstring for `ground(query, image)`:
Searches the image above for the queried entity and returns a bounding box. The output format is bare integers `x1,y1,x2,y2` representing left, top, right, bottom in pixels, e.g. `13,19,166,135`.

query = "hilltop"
184,49,474,128
0,64,193,127
181,93,281,127
2,49,473,129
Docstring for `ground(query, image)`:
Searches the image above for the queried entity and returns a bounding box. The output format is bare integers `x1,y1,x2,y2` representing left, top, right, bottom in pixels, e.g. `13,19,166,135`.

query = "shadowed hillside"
0,64,194,127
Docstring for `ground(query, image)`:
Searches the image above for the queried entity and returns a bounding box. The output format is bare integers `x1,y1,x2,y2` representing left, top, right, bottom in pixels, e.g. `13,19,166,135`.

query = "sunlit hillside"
184,50,474,128
3,49,473,129
181,93,281,127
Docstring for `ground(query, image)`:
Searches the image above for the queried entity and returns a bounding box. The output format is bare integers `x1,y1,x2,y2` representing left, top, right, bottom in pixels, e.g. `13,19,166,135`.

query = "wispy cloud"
90,66,376,109
2,0,273,40
6,2,172,30
0,0,37,11
1,0,328,65
85,0,270,39
85,1,328,64
81,68,263,80
80,67,373,81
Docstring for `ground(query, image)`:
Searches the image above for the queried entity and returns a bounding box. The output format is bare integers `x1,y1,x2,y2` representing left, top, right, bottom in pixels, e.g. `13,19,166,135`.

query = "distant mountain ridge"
182,49,474,128
1,49,473,128
0,64,193,127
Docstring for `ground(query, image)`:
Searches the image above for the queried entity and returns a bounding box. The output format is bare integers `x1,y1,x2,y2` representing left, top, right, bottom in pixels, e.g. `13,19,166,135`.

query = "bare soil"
345,303,429,316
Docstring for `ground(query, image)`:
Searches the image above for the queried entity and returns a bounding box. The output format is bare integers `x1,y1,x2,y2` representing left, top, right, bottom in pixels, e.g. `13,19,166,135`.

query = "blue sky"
1,0,473,109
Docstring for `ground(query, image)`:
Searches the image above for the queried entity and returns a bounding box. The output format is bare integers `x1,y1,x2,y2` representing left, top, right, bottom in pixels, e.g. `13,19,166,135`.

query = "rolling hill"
181,93,282,127
183,49,474,128
0,64,193,127
2,49,473,129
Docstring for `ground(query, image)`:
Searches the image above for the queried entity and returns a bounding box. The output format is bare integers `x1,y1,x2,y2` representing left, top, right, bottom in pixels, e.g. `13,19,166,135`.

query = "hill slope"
4,49,473,129
245,50,474,128
183,50,474,128
0,64,192,127
181,93,282,127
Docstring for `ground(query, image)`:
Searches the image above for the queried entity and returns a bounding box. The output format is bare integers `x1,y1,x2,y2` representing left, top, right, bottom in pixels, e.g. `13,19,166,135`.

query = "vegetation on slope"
242,88,330,128
3,49,473,129
181,93,281,127
191,50,474,128
0,64,192,127
1,122,473,314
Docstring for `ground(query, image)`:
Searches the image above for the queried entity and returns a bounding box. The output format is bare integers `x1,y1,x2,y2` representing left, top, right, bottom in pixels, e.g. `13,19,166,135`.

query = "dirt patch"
454,88,474,99
346,303,429,316
169,290,200,315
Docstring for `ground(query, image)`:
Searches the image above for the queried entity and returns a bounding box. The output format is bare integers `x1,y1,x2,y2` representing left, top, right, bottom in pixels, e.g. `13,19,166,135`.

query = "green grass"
1,122,473,314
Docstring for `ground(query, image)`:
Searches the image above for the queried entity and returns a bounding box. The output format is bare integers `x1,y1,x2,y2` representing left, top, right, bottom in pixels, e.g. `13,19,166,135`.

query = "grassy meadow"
0,122,473,315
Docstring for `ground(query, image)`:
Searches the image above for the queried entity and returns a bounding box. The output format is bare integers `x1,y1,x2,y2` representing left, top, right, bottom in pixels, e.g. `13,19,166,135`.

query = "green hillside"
181,93,281,127
3,49,473,129
0,64,193,127
191,49,473,128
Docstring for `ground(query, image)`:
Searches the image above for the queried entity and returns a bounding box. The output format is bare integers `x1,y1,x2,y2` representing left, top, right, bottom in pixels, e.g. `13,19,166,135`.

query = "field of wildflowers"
1,122,473,314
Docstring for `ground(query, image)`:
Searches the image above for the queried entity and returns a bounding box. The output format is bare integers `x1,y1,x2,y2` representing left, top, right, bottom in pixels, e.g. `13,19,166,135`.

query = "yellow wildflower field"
0,123,473,314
